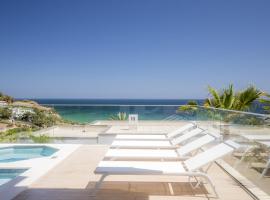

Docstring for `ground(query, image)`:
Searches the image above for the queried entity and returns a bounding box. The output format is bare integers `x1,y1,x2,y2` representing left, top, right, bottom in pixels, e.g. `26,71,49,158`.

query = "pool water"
0,146,58,163
0,169,27,186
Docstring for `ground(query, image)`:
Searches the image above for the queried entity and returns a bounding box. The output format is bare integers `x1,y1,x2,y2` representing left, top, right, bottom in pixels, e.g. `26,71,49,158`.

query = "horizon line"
16,98,206,100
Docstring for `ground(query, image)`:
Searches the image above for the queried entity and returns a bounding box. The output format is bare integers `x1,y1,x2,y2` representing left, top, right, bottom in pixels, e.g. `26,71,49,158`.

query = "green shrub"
20,109,58,128
20,111,33,121
0,92,14,103
0,107,12,119
110,112,127,120
30,134,51,143
0,127,31,142
187,100,198,106
0,127,52,143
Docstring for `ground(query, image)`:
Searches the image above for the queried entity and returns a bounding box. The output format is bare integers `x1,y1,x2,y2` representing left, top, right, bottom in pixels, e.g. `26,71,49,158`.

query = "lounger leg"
90,174,107,197
128,182,132,192
167,182,175,195
204,162,214,173
261,157,270,178
188,176,201,189
234,146,253,168
200,174,219,198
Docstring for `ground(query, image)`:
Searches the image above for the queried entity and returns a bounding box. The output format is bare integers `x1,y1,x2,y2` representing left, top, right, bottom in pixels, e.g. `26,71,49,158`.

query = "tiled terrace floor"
13,145,254,200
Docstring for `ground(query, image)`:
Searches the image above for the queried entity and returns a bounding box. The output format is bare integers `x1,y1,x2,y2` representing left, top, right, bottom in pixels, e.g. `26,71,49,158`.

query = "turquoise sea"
34,99,203,123
32,99,266,124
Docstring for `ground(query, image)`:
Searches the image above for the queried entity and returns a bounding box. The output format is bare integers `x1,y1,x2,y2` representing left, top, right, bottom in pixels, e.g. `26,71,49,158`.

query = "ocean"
33,99,204,123
31,99,266,124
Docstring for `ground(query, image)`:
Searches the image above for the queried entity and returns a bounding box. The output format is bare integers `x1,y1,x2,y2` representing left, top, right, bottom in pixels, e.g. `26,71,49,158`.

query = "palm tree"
177,101,198,119
204,84,235,109
204,84,262,111
178,100,198,112
233,86,263,111
260,93,270,113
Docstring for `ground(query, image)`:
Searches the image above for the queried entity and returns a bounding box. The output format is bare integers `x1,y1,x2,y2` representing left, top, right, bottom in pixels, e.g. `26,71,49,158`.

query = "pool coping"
0,143,81,200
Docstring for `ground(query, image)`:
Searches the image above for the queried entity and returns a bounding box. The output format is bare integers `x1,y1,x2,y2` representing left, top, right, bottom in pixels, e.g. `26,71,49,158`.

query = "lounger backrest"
184,142,235,171
167,123,195,138
206,129,222,140
176,134,215,157
225,140,241,149
171,128,204,145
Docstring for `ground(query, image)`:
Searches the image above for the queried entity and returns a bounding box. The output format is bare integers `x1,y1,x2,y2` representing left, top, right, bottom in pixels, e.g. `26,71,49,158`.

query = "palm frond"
259,92,270,112
222,84,235,109
207,86,222,107
203,98,211,107
234,86,263,111
109,112,127,120
204,84,262,112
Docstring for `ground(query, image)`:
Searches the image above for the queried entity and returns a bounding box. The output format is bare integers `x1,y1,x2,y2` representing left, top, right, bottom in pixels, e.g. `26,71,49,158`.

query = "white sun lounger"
93,141,238,197
242,134,270,142
105,133,218,160
235,136,270,178
115,123,196,140
110,127,204,149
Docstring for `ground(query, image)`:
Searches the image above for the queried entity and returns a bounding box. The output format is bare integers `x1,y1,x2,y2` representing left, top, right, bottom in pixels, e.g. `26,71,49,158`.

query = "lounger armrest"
225,140,240,149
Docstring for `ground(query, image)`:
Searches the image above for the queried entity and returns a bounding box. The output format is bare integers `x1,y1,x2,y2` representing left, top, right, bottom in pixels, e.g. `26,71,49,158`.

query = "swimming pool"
0,146,58,163
0,169,27,186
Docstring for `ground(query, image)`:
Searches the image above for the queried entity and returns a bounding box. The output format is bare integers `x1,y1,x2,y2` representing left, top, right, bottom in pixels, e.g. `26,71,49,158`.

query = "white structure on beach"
128,114,138,130
0,101,7,107
12,107,33,118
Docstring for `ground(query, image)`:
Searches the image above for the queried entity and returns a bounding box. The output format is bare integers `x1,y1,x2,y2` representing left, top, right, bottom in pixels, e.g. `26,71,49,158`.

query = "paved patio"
13,145,254,200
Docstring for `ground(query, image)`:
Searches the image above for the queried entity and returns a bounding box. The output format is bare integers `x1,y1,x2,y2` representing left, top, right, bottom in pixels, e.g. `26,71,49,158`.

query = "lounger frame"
92,141,239,197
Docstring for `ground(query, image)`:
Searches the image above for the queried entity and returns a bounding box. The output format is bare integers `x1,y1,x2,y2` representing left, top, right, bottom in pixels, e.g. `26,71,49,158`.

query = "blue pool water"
0,146,58,163
0,169,27,186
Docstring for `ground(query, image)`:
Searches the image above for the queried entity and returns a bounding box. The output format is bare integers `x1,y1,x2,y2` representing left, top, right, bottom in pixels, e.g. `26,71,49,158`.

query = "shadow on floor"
13,181,210,200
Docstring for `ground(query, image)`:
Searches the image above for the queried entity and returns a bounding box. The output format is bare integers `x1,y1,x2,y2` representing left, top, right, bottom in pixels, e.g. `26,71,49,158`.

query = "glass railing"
56,105,270,195
50,104,182,123
174,105,270,139
1,104,270,195
174,105,270,195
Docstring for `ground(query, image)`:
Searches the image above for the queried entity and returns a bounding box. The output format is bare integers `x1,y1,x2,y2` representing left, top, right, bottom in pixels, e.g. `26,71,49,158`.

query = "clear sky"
0,0,269,99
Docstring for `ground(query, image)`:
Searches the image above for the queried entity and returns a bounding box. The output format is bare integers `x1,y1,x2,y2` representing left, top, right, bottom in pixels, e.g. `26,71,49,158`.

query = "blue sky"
0,0,269,99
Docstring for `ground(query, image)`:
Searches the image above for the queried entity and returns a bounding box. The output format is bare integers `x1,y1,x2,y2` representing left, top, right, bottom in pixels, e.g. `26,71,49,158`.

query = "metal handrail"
194,105,269,118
